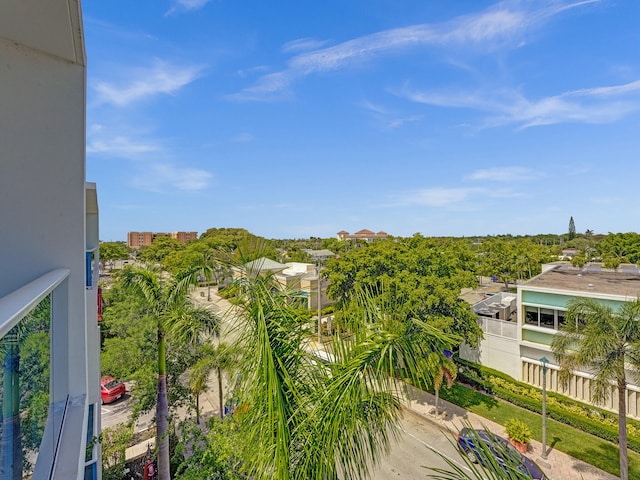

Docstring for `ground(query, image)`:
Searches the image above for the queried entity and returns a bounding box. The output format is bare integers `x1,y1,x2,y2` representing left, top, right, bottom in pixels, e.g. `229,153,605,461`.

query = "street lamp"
540,356,549,459
316,264,322,345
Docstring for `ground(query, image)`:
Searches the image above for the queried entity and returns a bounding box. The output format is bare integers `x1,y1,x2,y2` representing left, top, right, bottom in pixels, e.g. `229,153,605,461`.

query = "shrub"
455,356,640,453
504,418,532,444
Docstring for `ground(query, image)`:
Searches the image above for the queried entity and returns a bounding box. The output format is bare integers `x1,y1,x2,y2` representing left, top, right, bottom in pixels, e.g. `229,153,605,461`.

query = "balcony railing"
0,268,71,479
477,316,518,339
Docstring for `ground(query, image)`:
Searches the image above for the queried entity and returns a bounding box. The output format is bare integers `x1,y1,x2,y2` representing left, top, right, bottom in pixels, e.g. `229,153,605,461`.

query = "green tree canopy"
325,236,482,347
100,241,130,265
476,237,553,288
137,237,185,265
597,232,640,268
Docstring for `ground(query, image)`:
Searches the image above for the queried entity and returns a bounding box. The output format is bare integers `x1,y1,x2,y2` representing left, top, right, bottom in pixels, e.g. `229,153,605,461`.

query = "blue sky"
84,0,640,241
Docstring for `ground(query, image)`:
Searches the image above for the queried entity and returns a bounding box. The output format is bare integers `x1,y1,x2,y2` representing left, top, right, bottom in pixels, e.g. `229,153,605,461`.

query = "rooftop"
524,264,640,298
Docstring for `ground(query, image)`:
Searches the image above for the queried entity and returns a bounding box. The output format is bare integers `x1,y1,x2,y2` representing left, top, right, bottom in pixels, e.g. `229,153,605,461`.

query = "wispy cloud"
282,38,330,53
93,60,203,107
87,123,213,193
466,166,543,182
387,115,423,129
398,78,640,128
165,0,211,15
86,124,162,158
397,187,481,207
393,183,527,208
359,100,423,129
231,0,597,101
133,164,213,192
87,136,161,156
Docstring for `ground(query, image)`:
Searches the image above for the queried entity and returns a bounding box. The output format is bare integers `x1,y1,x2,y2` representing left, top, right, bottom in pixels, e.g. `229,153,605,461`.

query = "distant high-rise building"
127,231,198,248
171,231,198,243
128,231,154,249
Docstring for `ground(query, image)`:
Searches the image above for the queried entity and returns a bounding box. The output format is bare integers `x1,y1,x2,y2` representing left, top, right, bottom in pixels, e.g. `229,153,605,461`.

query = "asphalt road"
373,411,477,479
101,389,155,432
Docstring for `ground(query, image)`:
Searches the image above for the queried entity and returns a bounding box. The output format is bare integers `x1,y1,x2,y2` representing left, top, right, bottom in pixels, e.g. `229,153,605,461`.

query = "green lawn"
440,383,640,478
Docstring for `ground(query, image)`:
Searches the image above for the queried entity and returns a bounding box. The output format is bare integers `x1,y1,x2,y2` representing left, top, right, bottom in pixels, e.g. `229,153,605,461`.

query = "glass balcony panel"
0,295,51,479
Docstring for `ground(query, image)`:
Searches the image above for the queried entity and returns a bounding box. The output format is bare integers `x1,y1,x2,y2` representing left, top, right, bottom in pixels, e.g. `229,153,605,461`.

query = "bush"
505,418,531,444
455,356,640,453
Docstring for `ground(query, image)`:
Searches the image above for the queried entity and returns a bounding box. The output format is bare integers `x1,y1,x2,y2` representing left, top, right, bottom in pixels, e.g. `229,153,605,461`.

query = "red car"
100,376,126,404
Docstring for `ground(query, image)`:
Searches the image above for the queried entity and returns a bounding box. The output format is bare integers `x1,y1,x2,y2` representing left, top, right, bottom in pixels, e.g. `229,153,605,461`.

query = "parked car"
100,376,126,404
457,428,548,480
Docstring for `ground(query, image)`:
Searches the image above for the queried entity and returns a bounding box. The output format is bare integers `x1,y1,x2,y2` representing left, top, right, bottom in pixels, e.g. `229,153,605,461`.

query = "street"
373,411,477,479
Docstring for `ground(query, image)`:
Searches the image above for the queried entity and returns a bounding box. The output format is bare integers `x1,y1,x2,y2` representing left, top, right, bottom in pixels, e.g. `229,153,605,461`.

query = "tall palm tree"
120,265,220,480
188,342,237,422
551,297,640,480
231,270,456,479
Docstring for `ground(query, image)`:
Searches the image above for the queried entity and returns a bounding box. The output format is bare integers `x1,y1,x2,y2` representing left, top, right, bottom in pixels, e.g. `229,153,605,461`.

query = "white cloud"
397,78,640,129
282,38,330,53
133,164,213,192
466,166,542,182
392,182,528,208
226,72,293,102
86,124,162,158
231,0,596,101
359,100,422,129
236,65,270,78
94,60,203,107
398,187,481,207
165,0,211,15
87,136,161,156
387,115,423,129
175,0,210,8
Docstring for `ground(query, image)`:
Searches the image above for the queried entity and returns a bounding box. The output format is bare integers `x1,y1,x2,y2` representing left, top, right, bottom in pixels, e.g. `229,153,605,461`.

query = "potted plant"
504,418,531,454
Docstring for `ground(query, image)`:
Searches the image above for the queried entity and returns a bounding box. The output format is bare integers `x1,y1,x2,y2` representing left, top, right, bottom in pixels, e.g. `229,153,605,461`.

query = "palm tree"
551,297,640,480
428,351,457,417
188,342,237,422
231,270,456,479
120,265,220,480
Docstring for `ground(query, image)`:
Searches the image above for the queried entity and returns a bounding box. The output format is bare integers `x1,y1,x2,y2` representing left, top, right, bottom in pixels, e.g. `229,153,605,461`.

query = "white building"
0,1,101,478
461,263,640,417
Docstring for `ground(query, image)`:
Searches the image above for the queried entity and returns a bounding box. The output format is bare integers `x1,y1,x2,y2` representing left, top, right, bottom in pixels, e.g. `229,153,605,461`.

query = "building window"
525,306,539,326
557,310,566,329
523,305,567,331
540,308,555,329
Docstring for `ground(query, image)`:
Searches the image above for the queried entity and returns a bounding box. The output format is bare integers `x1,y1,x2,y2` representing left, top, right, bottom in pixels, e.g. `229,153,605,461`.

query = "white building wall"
460,334,521,380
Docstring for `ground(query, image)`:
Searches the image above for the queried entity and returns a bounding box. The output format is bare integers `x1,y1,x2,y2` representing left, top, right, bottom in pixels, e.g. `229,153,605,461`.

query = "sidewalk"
404,385,618,480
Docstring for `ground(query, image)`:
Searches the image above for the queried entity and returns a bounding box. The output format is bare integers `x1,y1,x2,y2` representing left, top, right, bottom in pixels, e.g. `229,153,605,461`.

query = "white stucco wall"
0,1,87,396
460,334,522,380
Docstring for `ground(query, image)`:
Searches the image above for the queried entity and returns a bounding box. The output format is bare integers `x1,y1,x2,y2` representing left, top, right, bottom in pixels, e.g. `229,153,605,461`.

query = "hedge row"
455,357,640,453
